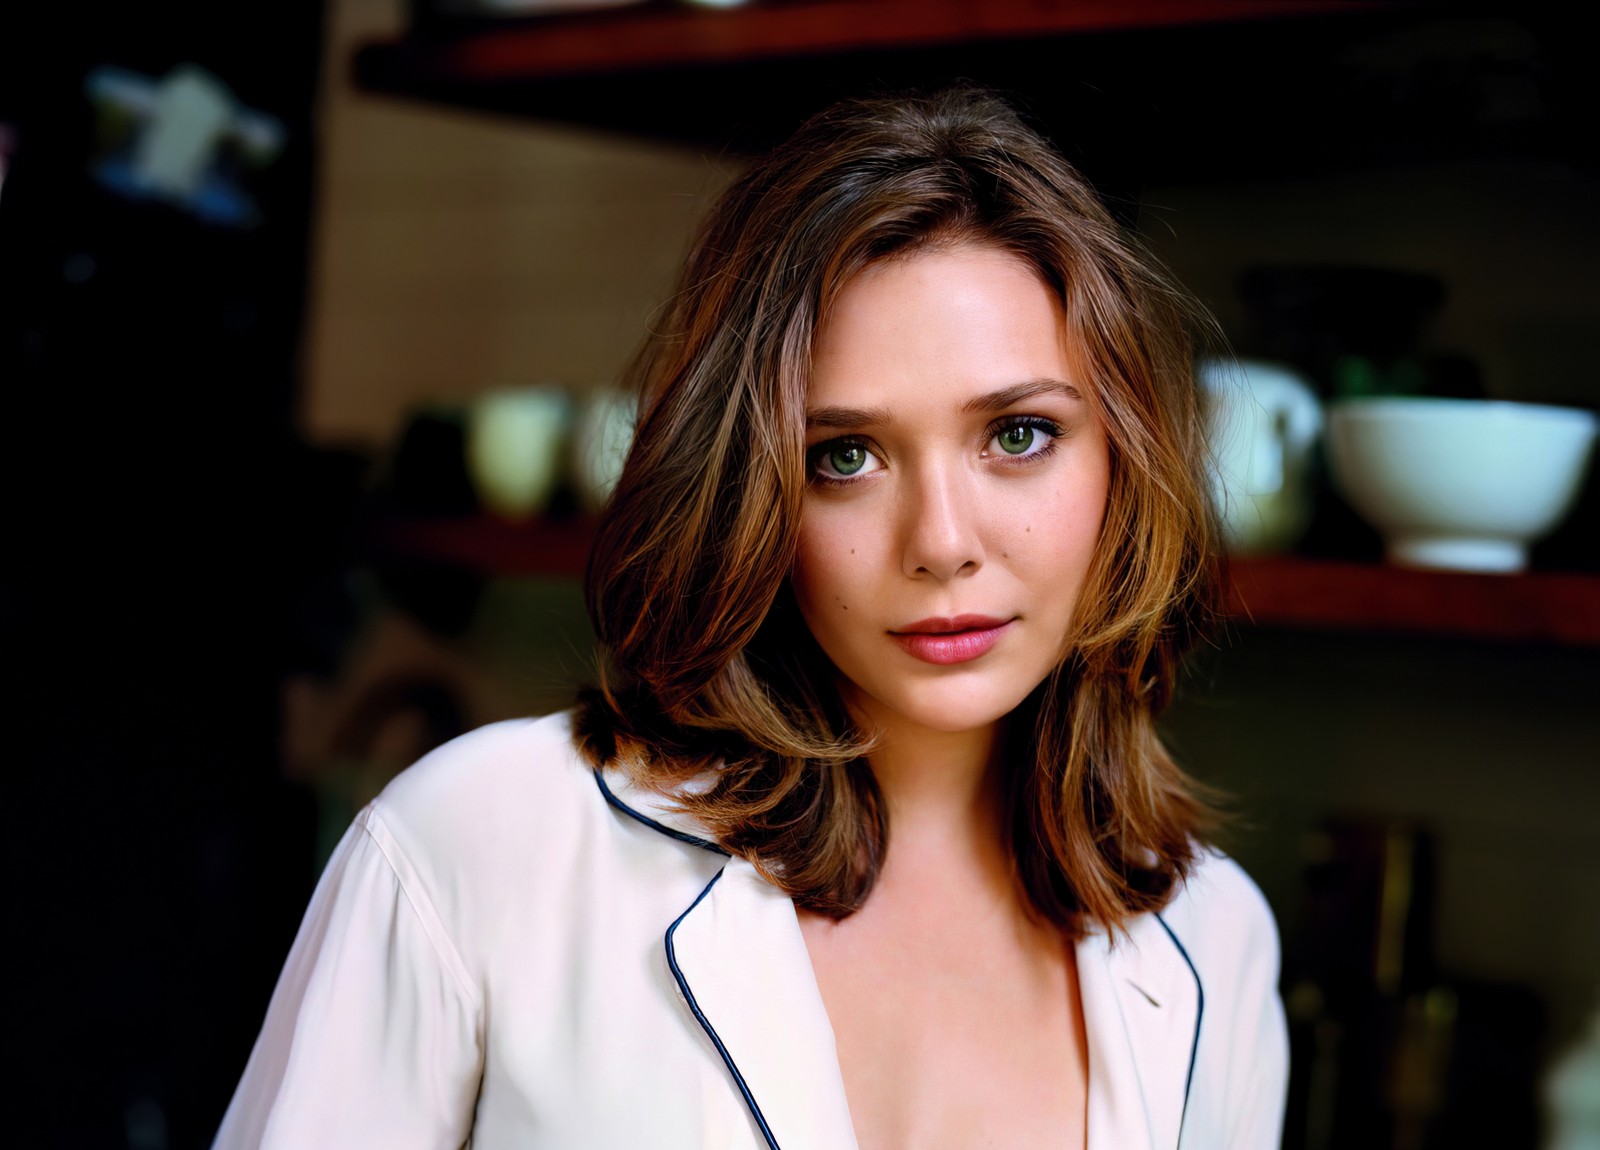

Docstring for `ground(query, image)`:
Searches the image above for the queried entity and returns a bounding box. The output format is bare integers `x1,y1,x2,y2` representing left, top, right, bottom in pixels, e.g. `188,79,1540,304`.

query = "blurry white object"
1327,397,1598,572
1545,1008,1600,1150
132,66,232,197
86,64,285,227
467,387,573,522
572,388,637,513
1197,357,1323,554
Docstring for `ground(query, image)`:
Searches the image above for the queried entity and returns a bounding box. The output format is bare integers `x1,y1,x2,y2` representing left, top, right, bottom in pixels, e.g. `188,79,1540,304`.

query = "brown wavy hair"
575,85,1223,934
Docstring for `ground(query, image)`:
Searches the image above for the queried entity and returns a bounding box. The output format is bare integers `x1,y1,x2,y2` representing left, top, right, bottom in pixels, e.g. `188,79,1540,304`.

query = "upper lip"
892,614,1012,635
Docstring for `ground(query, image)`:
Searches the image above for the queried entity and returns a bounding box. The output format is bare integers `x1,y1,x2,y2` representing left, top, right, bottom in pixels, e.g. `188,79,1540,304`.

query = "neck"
856,705,1013,890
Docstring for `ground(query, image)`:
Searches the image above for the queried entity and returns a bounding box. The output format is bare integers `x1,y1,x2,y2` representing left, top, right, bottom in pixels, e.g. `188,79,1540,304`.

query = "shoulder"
358,710,724,934
1162,848,1277,941
360,712,614,917
1159,851,1291,1143
375,709,592,833
1157,848,1281,993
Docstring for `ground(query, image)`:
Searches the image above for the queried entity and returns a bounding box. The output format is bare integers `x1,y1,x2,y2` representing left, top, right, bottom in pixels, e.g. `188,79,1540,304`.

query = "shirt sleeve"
213,804,484,1149
1223,874,1291,1150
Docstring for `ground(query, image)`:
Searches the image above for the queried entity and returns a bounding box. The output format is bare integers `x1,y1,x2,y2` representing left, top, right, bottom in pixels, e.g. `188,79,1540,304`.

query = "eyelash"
982,415,1063,462
806,415,1065,487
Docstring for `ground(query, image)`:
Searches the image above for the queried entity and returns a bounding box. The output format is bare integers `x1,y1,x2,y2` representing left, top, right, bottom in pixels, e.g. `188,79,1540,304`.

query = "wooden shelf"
351,0,1532,181
370,514,595,580
360,0,1385,85
369,515,1600,647
1226,556,1600,648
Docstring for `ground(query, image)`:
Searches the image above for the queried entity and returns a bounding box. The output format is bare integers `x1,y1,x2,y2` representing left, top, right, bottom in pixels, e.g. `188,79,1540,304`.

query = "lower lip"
890,622,1011,665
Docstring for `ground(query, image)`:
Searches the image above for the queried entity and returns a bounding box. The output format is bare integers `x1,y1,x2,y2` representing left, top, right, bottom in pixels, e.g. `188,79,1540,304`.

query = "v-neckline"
791,893,1091,1150
597,761,1201,1150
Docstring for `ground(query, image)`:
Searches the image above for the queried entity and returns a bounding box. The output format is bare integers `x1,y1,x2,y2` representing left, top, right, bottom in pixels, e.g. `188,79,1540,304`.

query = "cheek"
791,505,878,641
1051,436,1111,545
1018,456,1111,586
790,520,832,632
792,521,846,620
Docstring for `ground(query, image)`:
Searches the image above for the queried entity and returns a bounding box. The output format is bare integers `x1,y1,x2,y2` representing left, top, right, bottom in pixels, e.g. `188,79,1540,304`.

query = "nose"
900,461,984,580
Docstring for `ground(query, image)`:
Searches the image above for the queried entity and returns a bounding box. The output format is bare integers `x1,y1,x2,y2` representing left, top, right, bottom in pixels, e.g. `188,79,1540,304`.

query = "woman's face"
792,243,1112,740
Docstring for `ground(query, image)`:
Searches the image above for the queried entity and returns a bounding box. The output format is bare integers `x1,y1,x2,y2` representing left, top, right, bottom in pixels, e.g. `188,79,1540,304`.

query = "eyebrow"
804,378,1083,430
805,403,893,431
961,378,1084,413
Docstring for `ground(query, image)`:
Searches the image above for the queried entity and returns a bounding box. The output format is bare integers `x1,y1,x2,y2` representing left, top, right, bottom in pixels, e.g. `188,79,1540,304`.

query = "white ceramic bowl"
1326,397,1598,572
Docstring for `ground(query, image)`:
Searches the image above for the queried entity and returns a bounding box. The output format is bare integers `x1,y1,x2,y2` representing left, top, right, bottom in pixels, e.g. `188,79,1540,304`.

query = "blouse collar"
593,762,1202,1150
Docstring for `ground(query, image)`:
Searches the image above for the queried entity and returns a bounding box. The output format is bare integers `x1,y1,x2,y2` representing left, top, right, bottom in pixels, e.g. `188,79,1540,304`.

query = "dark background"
3,4,327,1146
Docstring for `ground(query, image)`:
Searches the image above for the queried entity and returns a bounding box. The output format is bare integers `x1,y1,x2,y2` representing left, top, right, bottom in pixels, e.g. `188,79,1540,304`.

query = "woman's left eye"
987,417,1060,459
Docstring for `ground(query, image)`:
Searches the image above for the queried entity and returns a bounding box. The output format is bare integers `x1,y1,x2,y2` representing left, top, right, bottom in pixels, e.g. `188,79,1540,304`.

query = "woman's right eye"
808,438,882,483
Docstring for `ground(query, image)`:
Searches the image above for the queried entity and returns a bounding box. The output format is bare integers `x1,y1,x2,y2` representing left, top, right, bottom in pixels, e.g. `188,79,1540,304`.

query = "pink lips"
889,615,1013,665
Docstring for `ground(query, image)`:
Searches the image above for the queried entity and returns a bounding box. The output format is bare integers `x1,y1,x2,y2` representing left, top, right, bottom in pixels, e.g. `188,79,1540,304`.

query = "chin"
849,680,1034,739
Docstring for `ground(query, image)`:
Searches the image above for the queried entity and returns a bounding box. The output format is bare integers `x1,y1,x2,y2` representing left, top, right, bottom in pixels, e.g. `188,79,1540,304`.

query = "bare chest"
799,910,1089,1150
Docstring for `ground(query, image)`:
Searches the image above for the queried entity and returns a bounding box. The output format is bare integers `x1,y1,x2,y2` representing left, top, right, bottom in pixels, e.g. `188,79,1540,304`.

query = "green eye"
998,425,1035,455
829,444,868,475
808,437,879,482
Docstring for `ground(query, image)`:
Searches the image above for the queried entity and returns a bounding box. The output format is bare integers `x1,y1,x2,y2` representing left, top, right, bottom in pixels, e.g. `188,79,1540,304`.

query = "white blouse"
215,712,1288,1149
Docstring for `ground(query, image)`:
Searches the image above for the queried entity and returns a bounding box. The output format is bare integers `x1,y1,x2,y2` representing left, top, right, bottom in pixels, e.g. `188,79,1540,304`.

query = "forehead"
808,243,1074,406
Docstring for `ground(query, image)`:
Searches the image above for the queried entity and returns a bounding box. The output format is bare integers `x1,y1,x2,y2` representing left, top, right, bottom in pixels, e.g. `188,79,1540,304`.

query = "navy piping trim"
665,867,782,1150
1155,912,1203,1146
592,768,728,855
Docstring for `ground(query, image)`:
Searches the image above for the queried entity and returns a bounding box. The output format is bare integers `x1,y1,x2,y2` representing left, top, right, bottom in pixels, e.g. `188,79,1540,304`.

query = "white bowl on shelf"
1326,397,1598,573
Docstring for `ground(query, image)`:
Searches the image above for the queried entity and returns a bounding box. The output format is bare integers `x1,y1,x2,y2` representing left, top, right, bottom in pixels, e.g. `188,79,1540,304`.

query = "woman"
217,87,1288,1149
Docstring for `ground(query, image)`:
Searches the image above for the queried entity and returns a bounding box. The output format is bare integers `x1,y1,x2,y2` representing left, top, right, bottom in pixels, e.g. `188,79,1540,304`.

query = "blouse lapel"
667,857,861,1150
1077,912,1202,1150
597,766,858,1148
598,765,1200,1149
671,868,1199,1150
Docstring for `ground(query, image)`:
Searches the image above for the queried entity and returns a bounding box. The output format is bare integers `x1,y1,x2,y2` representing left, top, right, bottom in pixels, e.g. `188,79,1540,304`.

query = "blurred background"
3,1,1597,1147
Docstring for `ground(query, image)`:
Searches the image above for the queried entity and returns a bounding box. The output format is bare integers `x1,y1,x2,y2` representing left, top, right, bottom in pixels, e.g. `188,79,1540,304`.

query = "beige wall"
302,0,740,449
